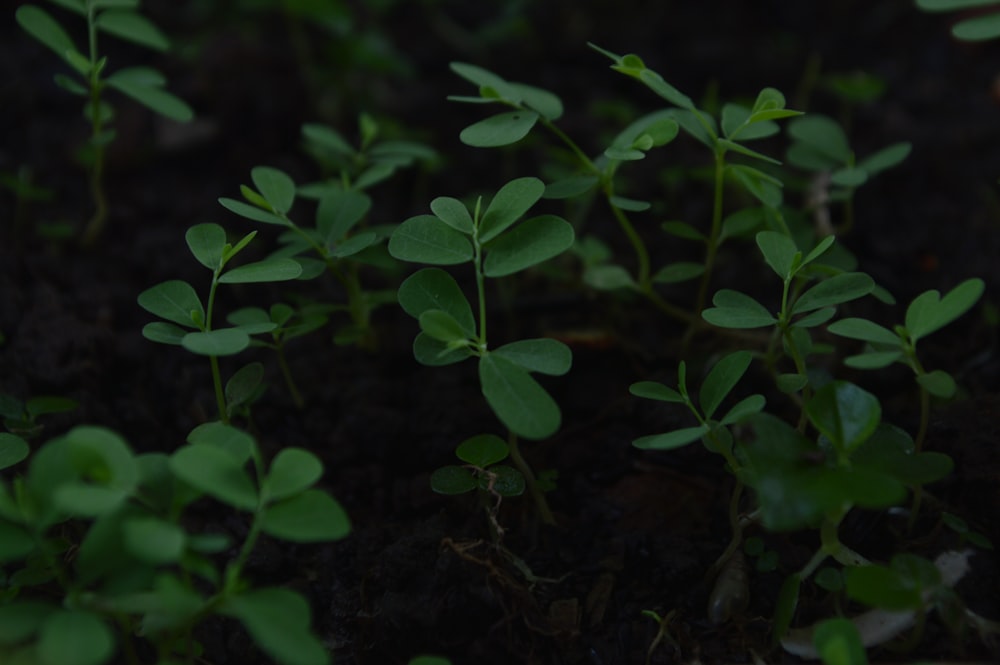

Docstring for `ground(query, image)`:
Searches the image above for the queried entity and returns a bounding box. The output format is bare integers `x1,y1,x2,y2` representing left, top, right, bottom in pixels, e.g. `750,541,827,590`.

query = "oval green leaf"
479,353,561,440
459,110,539,148
483,215,574,277
261,489,351,543
389,214,473,265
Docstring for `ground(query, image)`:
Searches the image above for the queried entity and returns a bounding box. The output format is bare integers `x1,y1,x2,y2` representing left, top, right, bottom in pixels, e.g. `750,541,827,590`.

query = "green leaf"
412,334,474,366
830,167,868,187
488,465,526,496
389,214,473,265
450,62,520,101
483,215,574,277
720,394,766,425
261,489,350,543
792,272,875,314
953,11,1000,40
858,142,912,176
493,338,571,375
511,82,563,120
251,166,296,214
479,353,561,440
0,522,36,563
543,176,599,199
633,425,709,450
776,373,809,394
662,221,706,242
756,231,799,280
186,222,227,270
774,574,801,639
700,351,754,419
793,307,836,328
397,268,475,335
0,433,30,470
702,290,777,329
317,189,371,244
479,177,546,244
727,164,783,207
170,444,258,510
852,424,954,485
629,381,684,403
219,197,287,225
716,138,782,165
813,618,868,665
0,601,55,644
181,328,250,356
301,123,354,156
104,69,193,122
141,321,187,345
123,517,185,564
845,350,904,369
652,262,704,284
187,422,254,463
419,309,471,345
845,564,923,610
459,111,539,147
430,196,474,234
905,278,984,342
787,115,851,164
226,362,264,410
95,10,169,50
265,448,323,502
138,280,204,328
455,434,508,467
917,370,957,398
219,258,302,283
430,466,477,494
608,195,651,211
220,588,330,665
16,6,79,63
806,381,881,454
583,264,637,291
827,317,900,345
37,610,114,665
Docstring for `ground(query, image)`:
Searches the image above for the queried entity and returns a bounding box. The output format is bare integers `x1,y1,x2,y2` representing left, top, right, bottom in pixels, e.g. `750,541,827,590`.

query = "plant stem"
275,344,304,409
205,276,229,424
506,431,556,525
82,4,108,246
686,151,726,343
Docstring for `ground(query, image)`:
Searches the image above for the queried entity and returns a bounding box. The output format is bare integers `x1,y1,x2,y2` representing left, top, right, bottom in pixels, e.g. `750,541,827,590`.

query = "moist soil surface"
3,1,1000,663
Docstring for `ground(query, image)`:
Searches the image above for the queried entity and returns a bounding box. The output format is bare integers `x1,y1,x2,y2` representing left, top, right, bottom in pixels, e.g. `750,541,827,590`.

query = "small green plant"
0,423,349,665
16,0,194,244
220,164,406,348
138,223,303,423
430,434,525,540
0,393,77,441
389,176,575,523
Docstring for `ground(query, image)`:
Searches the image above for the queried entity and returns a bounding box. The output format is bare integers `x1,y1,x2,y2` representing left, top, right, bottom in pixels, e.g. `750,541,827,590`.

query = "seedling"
786,114,911,234
300,114,437,193
138,223,302,423
430,434,525,540
389,176,574,523
829,278,984,449
16,0,193,244
0,393,77,441
0,423,349,665
220,165,400,348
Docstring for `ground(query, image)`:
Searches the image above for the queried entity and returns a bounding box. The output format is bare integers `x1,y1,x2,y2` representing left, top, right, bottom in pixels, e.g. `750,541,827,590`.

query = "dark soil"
3,1,1000,663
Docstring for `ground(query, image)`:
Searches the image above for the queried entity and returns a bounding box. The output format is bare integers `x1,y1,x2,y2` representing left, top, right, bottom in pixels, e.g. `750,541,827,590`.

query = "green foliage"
390,177,574,440
430,434,525,497
139,223,302,422
917,0,1000,41
0,424,347,665
15,0,193,243
813,617,868,665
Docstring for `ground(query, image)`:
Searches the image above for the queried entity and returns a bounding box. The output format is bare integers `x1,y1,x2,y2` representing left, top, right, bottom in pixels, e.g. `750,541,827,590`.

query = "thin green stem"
506,431,555,525
205,275,229,424
82,4,108,246
687,151,727,342
275,343,304,409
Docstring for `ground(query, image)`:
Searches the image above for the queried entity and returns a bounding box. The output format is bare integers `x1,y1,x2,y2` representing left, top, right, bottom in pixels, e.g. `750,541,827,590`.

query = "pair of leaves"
829,278,984,394
786,114,911,187
168,425,350,543
0,605,114,665
449,62,564,147
389,177,574,277
917,0,1000,41
429,434,525,496
630,351,765,450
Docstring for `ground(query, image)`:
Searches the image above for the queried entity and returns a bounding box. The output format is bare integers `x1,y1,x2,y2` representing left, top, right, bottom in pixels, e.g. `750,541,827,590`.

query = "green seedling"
786,114,911,234
739,382,953,640
430,434,525,540
300,114,437,193
703,230,876,409
0,423,349,665
590,44,804,324
917,0,1000,41
389,176,574,523
0,393,77,441
138,223,302,423
16,0,193,245
227,303,333,409
220,165,398,348
829,278,984,448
